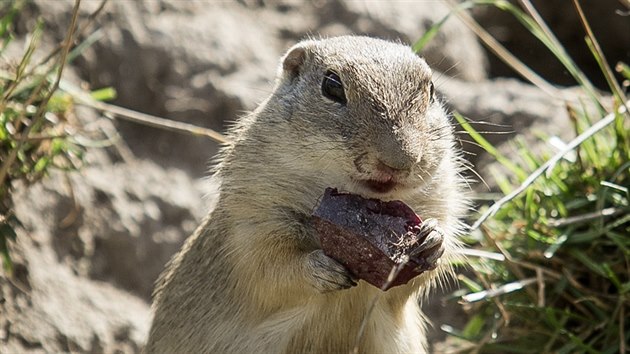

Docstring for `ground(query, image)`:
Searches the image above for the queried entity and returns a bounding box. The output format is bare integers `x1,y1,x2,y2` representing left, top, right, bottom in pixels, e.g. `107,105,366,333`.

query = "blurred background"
1,0,628,352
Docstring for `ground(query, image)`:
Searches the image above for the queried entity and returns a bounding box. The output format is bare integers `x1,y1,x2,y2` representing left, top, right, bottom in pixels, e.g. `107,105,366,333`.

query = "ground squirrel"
146,36,468,353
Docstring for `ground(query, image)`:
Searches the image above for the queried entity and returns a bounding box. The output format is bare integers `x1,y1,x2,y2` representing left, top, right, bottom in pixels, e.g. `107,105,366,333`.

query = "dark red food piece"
311,188,424,290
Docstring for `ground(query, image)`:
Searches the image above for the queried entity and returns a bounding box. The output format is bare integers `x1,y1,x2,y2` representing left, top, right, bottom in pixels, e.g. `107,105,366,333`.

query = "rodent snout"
375,159,408,177
372,131,419,172
354,152,414,181
376,155,414,173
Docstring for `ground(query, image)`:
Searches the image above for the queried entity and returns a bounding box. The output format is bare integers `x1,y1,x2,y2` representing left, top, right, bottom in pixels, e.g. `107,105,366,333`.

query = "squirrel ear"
281,45,307,79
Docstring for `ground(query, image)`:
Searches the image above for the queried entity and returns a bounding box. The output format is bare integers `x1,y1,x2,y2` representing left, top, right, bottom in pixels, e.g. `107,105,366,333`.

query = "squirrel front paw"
408,218,446,272
306,250,357,293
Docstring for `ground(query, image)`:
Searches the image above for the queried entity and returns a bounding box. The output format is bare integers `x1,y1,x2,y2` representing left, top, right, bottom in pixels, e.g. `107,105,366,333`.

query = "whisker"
456,138,486,149
453,130,515,135
457,150,477,157
456,160,489,190
456,170,475,191
432,62,461,82
449,120,513,128
414,173,426,184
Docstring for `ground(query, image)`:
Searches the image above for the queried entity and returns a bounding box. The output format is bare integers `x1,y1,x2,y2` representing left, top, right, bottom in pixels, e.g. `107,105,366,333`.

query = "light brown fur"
146,36,469,354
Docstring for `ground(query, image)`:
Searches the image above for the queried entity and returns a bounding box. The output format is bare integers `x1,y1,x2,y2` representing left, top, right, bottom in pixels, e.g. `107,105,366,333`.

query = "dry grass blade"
620,305,626,354
518,0,601,103
442,0,561,100
0,19,42,112
547,207,621,227
352,261,407,354
94,101,229,143
66,84,228,144
25,0,109,77
461,277,537,303
572,0,629,110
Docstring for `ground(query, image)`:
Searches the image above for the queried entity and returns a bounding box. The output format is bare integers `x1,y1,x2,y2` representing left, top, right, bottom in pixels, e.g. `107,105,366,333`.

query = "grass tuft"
0,0,224,274
0,0,117,274
427,0,630,352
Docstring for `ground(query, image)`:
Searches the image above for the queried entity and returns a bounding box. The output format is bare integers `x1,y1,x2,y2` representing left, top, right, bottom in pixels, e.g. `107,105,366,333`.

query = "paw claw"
308,250,357,293
408,219,446,272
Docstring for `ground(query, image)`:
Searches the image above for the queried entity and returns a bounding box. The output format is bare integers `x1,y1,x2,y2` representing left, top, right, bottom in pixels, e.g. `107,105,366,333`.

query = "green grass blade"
412,1,476,53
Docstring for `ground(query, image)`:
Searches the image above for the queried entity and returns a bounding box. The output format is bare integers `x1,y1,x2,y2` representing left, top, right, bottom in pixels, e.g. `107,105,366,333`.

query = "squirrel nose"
375,159,410,175
374,132,418,173
375,141,417,173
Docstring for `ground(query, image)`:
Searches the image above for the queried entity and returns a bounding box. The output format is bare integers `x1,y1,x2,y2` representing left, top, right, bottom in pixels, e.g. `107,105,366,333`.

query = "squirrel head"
243,36,455,200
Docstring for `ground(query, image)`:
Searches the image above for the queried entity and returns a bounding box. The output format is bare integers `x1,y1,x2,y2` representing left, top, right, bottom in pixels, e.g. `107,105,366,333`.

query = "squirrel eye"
429,82,435,103
322,70,347,104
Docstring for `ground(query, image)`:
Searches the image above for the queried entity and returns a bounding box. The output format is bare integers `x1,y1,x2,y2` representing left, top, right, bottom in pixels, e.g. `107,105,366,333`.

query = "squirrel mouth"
361,179,398,194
